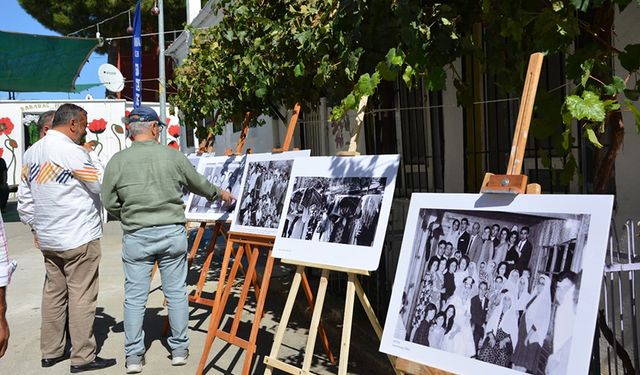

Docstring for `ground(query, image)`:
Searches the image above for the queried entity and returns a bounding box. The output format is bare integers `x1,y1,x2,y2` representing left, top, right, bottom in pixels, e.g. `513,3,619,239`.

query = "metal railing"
597,219,640,375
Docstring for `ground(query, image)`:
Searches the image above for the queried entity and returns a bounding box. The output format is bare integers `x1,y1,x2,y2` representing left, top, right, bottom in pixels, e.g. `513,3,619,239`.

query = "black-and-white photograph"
236,160,293,229
395,208,590,375
181,153,203,203
280,176,386,247
186,156,245,218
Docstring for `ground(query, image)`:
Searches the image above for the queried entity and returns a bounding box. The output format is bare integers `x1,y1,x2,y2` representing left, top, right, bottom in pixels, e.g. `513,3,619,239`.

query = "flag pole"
158,0,167,145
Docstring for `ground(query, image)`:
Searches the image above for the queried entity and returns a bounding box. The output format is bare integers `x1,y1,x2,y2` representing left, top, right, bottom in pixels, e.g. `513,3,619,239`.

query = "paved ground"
0,202,394,374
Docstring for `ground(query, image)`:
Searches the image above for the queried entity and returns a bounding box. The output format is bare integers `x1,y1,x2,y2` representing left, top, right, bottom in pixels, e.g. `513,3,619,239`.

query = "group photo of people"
236,159,293,229
395,208,591,375
281,176,386,246
187,157,245,215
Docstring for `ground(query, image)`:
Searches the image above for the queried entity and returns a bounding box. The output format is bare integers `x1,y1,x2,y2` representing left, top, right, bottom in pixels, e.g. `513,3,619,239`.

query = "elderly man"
17,103,116,372
37,110,55,139
101,106,233,373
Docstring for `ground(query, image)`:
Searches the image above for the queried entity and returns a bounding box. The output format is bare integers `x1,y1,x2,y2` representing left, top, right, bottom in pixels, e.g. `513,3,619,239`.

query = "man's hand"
82,141,96,153
0,287,9,358
219,190,235,205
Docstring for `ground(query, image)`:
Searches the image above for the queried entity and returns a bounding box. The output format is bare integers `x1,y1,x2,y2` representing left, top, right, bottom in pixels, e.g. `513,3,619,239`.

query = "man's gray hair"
128,121,155,138
37,110,56,131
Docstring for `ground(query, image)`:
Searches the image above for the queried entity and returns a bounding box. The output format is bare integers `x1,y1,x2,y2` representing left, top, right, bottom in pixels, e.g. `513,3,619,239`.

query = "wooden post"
336,95,368,157
273,102,301,153
396,52,544,375
226,112,251,156
480,53,544,194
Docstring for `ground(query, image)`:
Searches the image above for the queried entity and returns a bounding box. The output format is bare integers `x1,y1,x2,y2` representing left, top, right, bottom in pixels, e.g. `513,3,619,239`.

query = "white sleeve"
0,215,16,287
88,150,105,183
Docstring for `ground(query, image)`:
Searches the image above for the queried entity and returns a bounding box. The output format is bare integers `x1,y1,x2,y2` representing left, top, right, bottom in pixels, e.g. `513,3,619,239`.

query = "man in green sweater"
102,106,233,373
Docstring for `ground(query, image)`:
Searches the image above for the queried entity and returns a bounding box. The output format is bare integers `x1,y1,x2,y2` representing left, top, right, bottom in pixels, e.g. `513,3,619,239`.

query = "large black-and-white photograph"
280,176,386,247
272,155,400,271
236,160,293,229
185,155,246,220
394,207,590,374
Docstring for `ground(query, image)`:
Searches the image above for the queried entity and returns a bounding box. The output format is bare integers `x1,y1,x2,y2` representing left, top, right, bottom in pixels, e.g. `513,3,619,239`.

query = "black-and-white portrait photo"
187,157,245,216
236,160,293,229
281,176,386,247
395,208,589,375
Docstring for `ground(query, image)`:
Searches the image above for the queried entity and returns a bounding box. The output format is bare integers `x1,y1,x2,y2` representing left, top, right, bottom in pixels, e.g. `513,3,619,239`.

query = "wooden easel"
187,113,256,309
395,52,544,374
264,96,400,375
196,104,335,375
158,115,258,337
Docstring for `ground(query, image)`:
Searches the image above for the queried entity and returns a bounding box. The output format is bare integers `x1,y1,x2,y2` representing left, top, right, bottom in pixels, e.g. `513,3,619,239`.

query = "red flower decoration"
0,117,15,136
168,125,181,138
88,118,107,134
168,140,179,150
8,139,18,149
0,148,4,158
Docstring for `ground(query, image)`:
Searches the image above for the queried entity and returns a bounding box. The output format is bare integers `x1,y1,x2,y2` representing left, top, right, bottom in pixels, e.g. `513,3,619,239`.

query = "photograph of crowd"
280,176,386,247
394,208,591,375
186,156,245,219
235,159,293,229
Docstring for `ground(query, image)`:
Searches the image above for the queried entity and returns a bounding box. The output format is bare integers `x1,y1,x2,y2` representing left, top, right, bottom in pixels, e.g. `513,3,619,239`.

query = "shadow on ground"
184,224,395,374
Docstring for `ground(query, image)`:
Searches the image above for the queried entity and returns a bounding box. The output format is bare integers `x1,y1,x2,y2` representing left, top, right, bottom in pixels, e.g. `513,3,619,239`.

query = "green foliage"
171,0,640,186
619,44,640,72
565,91,606,122
19,0,186,53
171,0,385,134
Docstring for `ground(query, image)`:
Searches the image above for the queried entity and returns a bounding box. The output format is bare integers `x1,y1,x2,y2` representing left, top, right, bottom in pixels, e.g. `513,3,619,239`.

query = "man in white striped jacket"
17,104,115,373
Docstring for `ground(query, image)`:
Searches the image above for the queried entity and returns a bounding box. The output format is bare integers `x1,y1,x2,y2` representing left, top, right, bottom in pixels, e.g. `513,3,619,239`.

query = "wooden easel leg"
242,250,275,375
150,261,159,281
242,243,262,299
263,266,305,375
188,222,207,265
354,277,401,375
338,273,357,375
229,245,261,339
301,269,330,372
193,222,223,301
197,239,245,375
301,270,335,364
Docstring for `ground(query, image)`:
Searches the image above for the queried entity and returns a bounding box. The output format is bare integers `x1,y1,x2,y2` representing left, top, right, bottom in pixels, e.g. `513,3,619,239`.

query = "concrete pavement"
0,206,393,374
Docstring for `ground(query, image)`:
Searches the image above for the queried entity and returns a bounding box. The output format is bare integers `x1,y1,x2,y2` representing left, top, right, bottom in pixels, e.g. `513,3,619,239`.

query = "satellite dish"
98,63,125,93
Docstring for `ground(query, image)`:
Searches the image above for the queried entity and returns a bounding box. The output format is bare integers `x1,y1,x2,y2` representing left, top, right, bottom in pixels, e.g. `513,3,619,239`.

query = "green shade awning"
0,30,98,92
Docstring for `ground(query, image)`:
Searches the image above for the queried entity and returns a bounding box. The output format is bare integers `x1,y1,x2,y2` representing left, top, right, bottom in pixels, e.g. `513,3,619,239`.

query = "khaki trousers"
41,240,101,365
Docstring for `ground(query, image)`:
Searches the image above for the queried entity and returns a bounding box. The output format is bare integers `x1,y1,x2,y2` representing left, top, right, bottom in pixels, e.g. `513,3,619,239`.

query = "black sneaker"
70,356,117,373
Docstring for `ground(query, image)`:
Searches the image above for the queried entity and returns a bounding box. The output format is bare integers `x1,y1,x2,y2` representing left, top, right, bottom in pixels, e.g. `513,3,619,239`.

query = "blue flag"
132,0,142,108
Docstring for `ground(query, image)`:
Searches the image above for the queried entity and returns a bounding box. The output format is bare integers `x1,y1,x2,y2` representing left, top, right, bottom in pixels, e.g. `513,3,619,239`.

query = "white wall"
212,115,282,155
0,99,127,185
614,6,640,235
442,61,466,192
